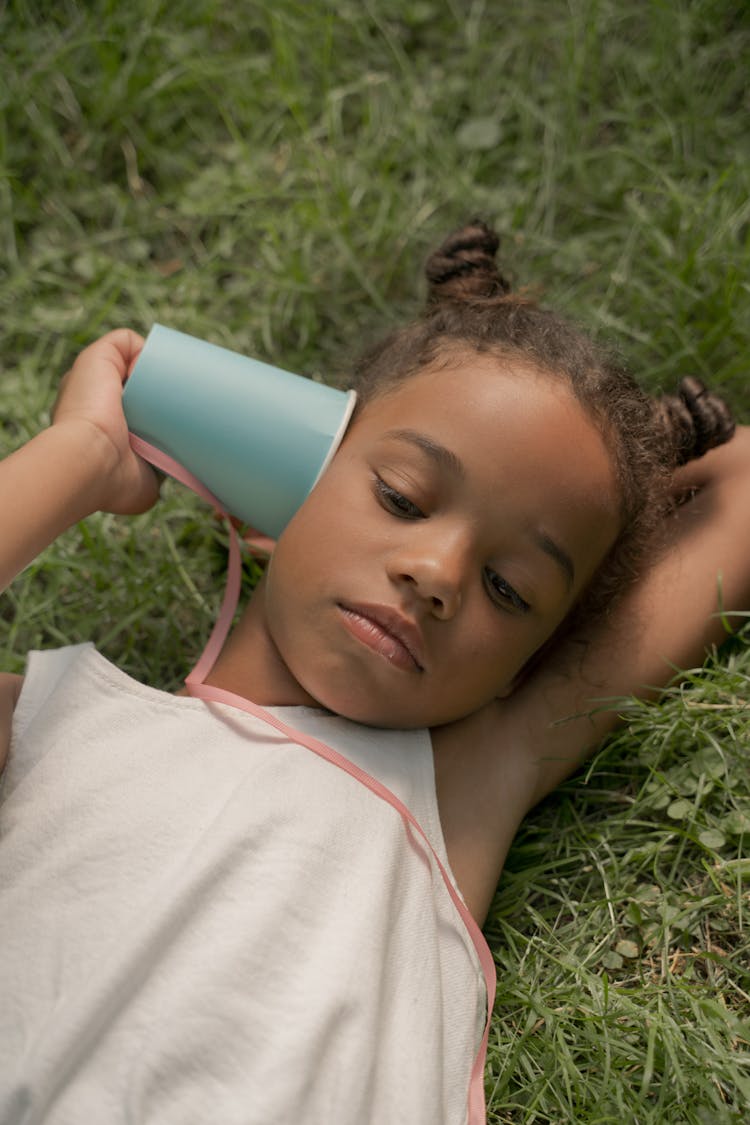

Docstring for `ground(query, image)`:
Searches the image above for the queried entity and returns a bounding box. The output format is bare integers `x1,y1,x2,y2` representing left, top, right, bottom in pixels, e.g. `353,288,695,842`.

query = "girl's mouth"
337,603,425,672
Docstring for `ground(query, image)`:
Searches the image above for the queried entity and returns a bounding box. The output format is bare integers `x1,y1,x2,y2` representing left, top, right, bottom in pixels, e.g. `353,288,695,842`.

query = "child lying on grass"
1,221,748,1124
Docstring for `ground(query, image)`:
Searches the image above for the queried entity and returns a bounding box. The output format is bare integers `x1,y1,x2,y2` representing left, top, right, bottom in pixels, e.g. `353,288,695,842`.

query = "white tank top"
0,645,487,1124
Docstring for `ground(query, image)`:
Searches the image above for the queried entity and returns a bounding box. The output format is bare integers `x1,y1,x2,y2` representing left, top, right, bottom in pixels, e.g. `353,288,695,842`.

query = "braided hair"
351,219,735,622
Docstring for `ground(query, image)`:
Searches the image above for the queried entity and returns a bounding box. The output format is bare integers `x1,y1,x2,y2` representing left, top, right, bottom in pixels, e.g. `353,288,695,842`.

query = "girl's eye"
374,476,425,519
485,569,531,614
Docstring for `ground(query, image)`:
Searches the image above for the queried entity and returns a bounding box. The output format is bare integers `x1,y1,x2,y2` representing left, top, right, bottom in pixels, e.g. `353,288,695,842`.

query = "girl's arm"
511,423,750,805
0,329,158,595
0,330,160,771
434,424,750,923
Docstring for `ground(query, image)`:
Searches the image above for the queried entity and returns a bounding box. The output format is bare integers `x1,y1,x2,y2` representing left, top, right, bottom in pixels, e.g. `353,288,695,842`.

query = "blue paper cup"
122,325,357,538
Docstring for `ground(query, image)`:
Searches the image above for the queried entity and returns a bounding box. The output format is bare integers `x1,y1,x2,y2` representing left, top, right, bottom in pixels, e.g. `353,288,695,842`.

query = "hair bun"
656,376,736,466
424,219,511,303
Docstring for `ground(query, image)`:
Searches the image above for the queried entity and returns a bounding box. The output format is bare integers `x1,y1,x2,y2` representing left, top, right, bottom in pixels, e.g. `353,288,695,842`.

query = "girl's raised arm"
0,330,160,773
434,424,750,923
0,329,159,595
512,423,750,801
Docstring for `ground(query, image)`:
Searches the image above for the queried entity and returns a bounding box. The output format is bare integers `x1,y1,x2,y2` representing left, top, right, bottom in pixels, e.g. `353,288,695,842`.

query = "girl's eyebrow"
533,529,575,588
386,429,465,479
386,427,575,588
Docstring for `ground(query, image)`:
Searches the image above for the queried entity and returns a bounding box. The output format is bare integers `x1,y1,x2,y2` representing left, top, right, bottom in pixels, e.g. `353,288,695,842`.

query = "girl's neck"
202,575,321,709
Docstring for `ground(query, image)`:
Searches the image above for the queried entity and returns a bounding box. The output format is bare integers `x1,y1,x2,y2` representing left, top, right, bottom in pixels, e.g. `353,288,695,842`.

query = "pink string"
129,432,496,1123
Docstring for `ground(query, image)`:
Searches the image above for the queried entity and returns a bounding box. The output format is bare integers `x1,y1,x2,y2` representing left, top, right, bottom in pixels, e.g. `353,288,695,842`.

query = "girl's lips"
337,603,425,672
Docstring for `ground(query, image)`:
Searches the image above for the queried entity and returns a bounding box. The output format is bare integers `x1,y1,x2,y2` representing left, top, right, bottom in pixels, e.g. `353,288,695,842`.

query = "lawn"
2,1,749,1120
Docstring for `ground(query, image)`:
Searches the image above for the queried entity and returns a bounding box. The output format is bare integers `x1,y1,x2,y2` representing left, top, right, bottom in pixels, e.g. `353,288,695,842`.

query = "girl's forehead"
360,350,570,411
355,353,602,455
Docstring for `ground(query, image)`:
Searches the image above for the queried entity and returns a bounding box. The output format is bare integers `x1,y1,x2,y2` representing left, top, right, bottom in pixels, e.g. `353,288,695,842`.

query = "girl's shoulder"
0,672,23,699
431,701,535,923
0,672,24,775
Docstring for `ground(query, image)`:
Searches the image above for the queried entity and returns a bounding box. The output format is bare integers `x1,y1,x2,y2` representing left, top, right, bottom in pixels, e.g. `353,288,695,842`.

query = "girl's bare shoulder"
431,700,537,923
0,673,23,775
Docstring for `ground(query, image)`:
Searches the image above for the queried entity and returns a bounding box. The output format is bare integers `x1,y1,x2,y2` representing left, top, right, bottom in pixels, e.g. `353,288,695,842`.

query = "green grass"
2,1,749,1120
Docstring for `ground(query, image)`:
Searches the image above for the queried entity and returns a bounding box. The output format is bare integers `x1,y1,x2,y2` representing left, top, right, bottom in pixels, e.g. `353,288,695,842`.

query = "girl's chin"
302,683,441,730
292,676,415,729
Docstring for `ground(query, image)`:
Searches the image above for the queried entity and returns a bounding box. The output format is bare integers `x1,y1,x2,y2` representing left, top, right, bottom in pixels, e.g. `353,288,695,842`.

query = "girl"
1,222,748,1125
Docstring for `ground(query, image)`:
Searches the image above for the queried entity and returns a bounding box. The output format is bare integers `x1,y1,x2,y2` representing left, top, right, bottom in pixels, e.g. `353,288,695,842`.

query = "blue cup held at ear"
122,325,357,539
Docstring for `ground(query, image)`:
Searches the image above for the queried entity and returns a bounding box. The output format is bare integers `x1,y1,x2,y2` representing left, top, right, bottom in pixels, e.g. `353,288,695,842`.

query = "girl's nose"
387,536,466,619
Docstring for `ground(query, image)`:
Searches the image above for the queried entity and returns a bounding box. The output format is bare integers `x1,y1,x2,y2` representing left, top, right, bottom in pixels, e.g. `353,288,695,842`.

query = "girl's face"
259,353,620,728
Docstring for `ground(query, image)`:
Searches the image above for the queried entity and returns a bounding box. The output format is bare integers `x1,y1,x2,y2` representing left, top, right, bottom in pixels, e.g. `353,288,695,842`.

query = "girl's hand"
1,329,163,593
52,329,161,515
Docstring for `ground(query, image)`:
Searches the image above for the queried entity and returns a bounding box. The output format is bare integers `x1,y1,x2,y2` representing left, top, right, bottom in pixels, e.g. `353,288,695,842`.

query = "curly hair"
350,220,735,629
